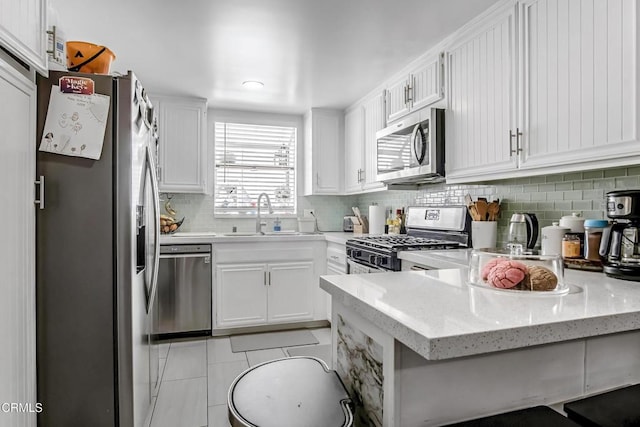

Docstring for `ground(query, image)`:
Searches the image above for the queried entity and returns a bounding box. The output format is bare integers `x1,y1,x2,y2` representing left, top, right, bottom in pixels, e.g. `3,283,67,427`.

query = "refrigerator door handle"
146,146,161,312
34,175,45,210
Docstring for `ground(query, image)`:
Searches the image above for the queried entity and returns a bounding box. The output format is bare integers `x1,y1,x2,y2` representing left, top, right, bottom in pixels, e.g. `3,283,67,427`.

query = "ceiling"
53,0,498,114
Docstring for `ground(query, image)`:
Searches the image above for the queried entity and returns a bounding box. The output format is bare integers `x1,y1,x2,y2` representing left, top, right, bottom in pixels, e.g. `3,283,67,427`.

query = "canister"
559,212,586,233
541,222,571,256
584,219,609,261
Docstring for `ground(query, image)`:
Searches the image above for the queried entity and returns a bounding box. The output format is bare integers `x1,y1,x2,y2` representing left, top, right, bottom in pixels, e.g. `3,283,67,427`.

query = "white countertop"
320,268,640,360
160,231,326,244
160,230,357,245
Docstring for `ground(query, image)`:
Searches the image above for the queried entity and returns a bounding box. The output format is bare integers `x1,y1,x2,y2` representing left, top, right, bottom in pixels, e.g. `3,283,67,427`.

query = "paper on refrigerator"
39,87,110,160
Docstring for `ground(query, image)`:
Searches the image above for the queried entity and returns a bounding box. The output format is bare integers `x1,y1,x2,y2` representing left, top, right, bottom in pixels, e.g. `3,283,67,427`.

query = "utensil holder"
471,221,497,249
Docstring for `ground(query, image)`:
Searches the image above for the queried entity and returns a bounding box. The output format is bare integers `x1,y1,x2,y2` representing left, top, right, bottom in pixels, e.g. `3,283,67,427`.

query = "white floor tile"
208,404,231,427
151,377,207,427
246,348,287,367
207,360,249,406
163,341,207,381
310,327,332,345
158,342,171,358
207,337,247,364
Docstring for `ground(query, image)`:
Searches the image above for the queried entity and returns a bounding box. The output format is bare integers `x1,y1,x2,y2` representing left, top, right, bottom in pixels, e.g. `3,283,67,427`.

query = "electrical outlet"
304,209,315,218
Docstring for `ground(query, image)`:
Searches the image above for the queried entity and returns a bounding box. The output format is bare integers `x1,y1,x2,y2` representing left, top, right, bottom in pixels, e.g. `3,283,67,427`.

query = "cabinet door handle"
516,128,523,153
34,176,45,210
316,173,319,186
403,85,408,105
509,130,516,157
330,255,339,261
268,271,271,286
264,271,267,286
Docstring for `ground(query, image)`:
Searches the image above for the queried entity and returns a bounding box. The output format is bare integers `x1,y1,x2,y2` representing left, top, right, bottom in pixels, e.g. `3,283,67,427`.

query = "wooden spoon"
488,202,500,221
475,199,488,221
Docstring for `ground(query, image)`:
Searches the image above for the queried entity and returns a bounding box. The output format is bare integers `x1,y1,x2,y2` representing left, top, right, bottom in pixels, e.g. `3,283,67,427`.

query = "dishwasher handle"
160,253,211,263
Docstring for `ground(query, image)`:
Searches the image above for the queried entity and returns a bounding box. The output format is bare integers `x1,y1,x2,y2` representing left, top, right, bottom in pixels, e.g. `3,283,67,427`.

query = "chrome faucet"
256,193,273,234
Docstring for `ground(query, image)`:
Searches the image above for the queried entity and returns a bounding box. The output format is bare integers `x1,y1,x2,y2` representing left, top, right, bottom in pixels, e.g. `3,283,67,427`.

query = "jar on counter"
562,233,582,259
584,219,609,261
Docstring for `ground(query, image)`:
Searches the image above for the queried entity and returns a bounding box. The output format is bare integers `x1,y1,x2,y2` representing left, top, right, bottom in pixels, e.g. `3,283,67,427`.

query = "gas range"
346,206,471,272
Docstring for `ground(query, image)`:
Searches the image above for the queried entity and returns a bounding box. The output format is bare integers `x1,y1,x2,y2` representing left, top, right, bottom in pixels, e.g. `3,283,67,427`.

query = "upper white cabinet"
519,0,638,170
0,55,37,427
0,0,48,75
446,0,639,182
344,104,365,193
344,91,387,194
362,91,387,191
152,95,208,193
446,4,518,179
304,108,344,195
385,54,444,123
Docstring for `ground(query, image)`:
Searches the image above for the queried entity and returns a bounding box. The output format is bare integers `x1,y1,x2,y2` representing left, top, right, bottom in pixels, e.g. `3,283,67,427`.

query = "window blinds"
215,122,297,215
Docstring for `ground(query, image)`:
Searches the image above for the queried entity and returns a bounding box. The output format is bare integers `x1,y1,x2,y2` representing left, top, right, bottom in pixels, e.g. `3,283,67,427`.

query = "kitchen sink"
221,232,261,236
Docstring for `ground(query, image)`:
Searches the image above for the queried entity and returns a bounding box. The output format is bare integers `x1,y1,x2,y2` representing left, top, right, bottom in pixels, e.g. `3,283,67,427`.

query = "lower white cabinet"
214,240,326,329
216,261,315,328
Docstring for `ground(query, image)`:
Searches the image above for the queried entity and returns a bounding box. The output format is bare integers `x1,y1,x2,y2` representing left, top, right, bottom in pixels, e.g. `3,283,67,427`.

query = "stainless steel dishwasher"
156,244,212,337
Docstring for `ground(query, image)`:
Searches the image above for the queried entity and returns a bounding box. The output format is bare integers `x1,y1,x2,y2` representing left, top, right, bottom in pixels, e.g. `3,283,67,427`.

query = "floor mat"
230,329,318,352
285,344,331,365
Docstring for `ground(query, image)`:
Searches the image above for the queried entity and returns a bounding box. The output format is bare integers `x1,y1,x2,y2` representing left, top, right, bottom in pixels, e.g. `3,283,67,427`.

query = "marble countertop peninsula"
320,268,640,360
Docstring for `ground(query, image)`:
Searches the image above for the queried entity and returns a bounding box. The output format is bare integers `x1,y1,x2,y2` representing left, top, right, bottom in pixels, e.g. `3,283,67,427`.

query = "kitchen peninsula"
320,267,640,426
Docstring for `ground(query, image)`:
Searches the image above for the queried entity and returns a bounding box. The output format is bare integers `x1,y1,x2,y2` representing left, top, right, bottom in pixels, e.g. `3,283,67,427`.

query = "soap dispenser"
273,217,281,232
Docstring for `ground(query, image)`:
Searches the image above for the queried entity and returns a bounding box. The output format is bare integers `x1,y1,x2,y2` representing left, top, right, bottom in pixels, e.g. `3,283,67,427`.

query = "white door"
385,76,411,123
267,262,315,323
0,57,36,427
344,106,364,193
363,91,387,191
155,96,207,193
519,0,638,169
0,0,47,74
312,110,343,194
410,55,443,111
446,5,518,180
216,263,267,327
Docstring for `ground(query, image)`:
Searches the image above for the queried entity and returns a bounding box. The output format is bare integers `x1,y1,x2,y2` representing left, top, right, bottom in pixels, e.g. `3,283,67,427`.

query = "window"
214,122,296,215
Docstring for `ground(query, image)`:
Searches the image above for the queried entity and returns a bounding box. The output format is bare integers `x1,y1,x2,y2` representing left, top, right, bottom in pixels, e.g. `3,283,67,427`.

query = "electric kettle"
508,213,539,249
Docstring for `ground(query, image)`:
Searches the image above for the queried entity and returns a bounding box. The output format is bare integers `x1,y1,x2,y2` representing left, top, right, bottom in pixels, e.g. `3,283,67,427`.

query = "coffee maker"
600,190,640,281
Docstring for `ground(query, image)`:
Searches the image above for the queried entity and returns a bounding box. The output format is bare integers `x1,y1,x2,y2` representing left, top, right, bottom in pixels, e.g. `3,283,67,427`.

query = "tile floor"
149,327,332,427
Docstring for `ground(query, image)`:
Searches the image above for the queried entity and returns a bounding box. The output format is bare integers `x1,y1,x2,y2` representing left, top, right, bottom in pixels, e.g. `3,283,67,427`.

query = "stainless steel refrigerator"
35,70,160,427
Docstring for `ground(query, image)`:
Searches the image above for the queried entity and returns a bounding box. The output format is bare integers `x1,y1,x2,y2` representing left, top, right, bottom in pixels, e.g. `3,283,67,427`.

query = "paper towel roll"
369,205,385,235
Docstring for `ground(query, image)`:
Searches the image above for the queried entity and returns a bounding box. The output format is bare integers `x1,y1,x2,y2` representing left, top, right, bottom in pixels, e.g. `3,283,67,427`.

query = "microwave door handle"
411,123,427,165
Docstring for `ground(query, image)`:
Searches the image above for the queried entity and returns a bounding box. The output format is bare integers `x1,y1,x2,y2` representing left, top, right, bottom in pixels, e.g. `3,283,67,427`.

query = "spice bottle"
562,233,582,259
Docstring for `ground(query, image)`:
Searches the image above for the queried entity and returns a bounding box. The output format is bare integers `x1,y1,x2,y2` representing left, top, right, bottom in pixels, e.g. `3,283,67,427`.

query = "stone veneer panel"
336,314,383,427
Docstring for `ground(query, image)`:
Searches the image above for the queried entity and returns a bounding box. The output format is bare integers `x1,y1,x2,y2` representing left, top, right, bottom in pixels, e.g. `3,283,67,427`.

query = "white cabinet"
216,263,268,327
0,55,36,427
446,0,640,182
519,0,638,170
446,4,518,179
304,108,344,195
267,262,315,323
216,261,315,328
344,105,365,193
152,95,208,193
0,0,48,75
344,91,387,194
362,91,387,191
385,54,444,123
214,241,326,329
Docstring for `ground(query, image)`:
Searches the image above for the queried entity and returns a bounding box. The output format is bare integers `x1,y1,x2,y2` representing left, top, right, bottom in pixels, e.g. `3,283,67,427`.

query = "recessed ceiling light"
242,81,264,89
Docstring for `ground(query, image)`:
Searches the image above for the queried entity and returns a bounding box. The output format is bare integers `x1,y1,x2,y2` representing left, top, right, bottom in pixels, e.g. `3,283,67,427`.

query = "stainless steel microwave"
375,108,445,184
